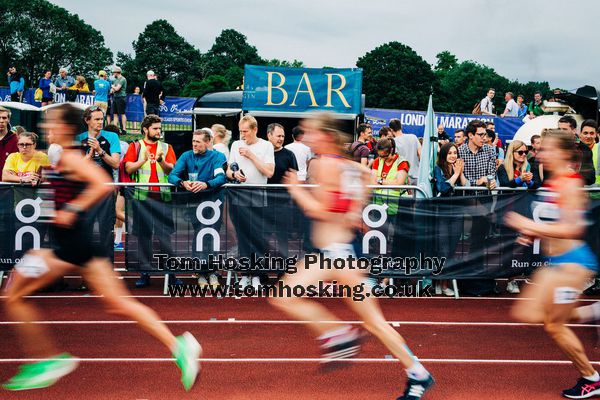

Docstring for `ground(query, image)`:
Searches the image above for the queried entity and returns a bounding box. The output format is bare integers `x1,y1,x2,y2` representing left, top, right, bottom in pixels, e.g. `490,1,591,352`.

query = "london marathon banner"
365,108,524,145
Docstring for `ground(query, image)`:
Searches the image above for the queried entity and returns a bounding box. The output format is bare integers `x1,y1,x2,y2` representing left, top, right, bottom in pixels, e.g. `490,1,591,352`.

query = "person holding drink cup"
497,140,536,189
457,120,499,295
169,129,226,288
497,140,538,294
458,120,497,189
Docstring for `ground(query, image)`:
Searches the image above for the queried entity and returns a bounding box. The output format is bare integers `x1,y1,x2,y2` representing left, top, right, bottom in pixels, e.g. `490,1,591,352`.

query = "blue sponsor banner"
160,97,195,126
0,87,9,102
365,108,524,144
0,87,193,126
125,95,194,125
243,65,363,114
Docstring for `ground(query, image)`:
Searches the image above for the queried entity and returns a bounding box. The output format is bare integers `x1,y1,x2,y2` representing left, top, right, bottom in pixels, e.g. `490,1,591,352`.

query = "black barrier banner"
2,185,600,279
0,186,116,270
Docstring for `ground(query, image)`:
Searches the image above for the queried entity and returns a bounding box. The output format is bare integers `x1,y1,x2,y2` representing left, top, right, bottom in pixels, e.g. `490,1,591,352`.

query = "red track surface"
1,282,600,399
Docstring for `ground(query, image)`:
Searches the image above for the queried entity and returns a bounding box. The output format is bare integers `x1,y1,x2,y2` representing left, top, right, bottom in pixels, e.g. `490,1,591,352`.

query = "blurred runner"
3,104,201,391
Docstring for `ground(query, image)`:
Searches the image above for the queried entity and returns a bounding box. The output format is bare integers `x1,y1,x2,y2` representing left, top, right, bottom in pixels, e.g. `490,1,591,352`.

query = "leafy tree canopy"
116,19,201,95
356,41,435,110
1,0,112,87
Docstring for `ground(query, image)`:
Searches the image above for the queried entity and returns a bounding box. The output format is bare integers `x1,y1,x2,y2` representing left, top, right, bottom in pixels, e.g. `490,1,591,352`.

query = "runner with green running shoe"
2,104,201,392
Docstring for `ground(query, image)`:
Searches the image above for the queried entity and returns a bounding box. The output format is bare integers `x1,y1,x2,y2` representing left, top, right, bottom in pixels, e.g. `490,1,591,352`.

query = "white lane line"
0,320,597,328
0,357,597,365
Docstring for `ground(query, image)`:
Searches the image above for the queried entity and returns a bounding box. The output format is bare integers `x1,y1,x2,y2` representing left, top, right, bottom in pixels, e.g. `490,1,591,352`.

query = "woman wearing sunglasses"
497,140,536,189
497,140,536,294
2,131,49,186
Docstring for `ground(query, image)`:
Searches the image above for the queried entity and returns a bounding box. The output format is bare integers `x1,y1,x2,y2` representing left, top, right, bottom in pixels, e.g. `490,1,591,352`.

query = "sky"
50,0,600,92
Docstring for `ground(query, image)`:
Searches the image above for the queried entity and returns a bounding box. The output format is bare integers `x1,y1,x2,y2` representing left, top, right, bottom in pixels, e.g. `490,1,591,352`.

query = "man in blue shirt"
169,130,226,190
75,106,121,262
93,70,111,116
54,68,76,101
169,130,226,288
517,94,528,119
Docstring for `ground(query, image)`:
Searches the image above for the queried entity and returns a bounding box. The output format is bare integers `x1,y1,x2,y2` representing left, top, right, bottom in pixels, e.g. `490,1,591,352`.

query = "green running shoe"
3,353,79,391
173,332,202,391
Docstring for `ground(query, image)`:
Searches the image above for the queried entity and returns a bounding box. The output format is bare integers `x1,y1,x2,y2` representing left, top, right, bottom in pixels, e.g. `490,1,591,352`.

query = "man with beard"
123,114,179,287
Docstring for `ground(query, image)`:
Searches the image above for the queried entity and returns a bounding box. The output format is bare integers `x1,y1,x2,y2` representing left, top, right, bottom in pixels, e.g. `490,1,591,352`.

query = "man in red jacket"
0,106,19,270
0,107,18,171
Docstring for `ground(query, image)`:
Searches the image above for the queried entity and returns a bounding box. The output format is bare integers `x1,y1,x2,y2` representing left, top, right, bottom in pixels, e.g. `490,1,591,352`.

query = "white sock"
317,325,352,341
406,361,430,380
584,371,600,382
114,226,123,244
577,302,600,323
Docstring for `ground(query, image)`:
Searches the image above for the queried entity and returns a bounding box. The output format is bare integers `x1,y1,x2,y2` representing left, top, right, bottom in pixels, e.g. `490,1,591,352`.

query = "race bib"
554,287,580,304
15,255,49,278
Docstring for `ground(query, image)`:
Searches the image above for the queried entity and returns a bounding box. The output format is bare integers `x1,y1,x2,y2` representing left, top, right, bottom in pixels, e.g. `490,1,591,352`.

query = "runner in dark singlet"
270,113,434,400
3,104,201,392
506,129,600,399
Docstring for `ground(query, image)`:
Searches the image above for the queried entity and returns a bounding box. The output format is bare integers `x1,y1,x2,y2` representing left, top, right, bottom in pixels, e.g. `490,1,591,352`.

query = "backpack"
349,141,368,160
34,88,43,102
118,141,141,183
472,101,482,115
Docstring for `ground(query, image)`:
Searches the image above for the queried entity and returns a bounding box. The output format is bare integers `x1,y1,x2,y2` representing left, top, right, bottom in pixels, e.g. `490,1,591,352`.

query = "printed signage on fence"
242,65,363,115
125,95,195,126
0,87,194,126
3,186,600,280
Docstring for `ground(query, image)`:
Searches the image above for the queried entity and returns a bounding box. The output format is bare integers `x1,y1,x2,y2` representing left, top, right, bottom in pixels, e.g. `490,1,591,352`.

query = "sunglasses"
514,150,529,156
18,143,34,148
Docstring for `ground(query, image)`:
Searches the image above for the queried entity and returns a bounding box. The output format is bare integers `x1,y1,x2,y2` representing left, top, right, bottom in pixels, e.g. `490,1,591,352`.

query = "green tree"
432,51,459,110
434,51,458,73
1,0,112,89
435,58,551,114
199,29,263,78
223,66,244,90
116,19,202,95
510,80,551,106
356,42,436,110
436,60,510,113
264,59,305,68
181,75,229,98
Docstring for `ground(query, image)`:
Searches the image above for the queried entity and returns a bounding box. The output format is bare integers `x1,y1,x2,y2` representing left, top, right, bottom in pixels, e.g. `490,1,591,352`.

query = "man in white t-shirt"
389,118,421,184
227,115,274,184
284,125,312,181
227,115,274,290
501,92,519,118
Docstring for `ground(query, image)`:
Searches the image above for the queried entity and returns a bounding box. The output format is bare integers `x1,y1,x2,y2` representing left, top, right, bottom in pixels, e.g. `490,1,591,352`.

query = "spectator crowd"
7,65,165,135
2,80,600,297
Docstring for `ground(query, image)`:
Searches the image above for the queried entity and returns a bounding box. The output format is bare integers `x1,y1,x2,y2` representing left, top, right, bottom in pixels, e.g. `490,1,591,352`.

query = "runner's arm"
59,151,113,211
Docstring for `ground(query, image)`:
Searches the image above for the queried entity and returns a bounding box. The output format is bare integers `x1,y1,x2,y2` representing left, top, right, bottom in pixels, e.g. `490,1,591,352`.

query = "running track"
1,277,600,399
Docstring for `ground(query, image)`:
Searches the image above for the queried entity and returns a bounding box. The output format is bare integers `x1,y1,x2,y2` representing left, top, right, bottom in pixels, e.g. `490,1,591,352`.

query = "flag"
416,95,437,198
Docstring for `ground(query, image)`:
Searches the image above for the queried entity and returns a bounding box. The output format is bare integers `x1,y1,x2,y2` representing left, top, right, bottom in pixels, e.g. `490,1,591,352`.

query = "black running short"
51,217,105,266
